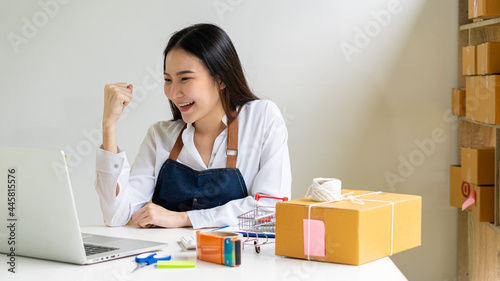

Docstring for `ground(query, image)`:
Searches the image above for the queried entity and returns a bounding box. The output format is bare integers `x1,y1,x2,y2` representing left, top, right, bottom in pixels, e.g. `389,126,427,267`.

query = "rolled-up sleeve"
95,126,158,226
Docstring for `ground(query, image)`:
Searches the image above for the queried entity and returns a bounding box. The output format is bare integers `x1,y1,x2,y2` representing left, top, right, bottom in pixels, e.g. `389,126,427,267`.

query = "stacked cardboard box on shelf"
465,75,500,124
460,42,500,124
452,88,466,116
477,42,500,75
463,45,476,76
456,2,500,279
463,42,500,76
461,147,495,185
461,147,495,222
449,165,474,211
468,0,500,19
474,185,495,222
449,147,495,223
454,19,500,222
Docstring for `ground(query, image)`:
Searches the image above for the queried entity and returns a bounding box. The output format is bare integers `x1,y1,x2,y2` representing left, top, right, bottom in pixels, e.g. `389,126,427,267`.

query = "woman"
95,23,291,229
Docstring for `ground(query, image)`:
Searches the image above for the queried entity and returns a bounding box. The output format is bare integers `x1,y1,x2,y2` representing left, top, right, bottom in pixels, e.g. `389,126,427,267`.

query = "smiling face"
164,47,224,125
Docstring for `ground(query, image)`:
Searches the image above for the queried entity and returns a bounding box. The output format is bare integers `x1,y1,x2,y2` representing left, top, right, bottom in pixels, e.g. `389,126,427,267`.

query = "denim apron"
152,117,248,211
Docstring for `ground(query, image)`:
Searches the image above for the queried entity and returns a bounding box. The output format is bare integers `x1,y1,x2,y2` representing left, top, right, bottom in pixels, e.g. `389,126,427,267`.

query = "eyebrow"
163,70,195,76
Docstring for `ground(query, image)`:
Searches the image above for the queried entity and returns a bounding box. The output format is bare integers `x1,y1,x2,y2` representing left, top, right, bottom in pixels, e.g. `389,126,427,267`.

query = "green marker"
157,260,195,268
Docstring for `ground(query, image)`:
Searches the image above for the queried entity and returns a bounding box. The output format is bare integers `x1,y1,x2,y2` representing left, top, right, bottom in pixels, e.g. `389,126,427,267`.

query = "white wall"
0,0,458,280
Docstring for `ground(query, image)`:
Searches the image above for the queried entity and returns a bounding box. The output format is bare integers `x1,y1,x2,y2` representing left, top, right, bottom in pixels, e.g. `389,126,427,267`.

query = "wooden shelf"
462,210,500,234
459,16,500,49
458,116,500,128
486,221,500,234
455,2,500,280
460,17,500,30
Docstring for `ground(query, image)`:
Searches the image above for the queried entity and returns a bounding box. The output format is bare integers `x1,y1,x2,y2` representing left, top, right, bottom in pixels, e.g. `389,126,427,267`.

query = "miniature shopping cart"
237,194,288,253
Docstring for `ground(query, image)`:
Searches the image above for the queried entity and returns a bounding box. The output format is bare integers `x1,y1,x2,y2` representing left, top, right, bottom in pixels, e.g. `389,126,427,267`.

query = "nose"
165,80,183,100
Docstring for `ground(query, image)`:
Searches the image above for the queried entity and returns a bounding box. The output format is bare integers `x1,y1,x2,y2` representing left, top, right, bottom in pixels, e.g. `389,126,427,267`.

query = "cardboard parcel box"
473,184,494,222
275,190,421,266
452,88,466,116
465,75,500,124
481,75,500,125
450,165,474,210
466,76,480,122
477,42,500,75
461,146,495,185
469,0,500,19
462,45,476,75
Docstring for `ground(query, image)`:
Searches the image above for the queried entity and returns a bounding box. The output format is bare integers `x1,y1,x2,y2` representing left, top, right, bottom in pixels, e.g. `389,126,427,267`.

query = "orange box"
450,165,474,210
469,0,477,18
452,88,466,116
461,146,495,185
472,184,494,222
462,45,476,75
275,190,421,265
465,75,500,124
477,42,500,75
480,75,500,124
466,76,480,121
469,0,500,19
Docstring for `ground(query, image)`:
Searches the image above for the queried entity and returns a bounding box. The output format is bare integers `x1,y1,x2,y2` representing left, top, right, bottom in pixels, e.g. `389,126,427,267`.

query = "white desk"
3,226,407,281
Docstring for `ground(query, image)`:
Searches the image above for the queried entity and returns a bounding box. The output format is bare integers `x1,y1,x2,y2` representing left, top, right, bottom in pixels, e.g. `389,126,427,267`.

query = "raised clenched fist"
102,83,133,128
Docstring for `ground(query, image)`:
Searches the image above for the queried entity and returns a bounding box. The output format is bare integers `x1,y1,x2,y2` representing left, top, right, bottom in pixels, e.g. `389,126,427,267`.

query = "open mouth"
178,101,195,112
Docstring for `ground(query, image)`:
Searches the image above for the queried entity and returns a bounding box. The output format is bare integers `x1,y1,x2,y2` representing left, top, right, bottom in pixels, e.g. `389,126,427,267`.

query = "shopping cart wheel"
254,241,260,253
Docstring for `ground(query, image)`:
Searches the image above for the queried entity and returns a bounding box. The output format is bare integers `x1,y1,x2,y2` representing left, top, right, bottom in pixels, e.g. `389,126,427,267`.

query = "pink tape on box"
462,190,476,211
303,219,325,257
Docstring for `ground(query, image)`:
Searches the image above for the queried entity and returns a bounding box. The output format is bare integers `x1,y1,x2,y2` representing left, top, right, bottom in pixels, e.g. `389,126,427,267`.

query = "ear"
216,76,226,90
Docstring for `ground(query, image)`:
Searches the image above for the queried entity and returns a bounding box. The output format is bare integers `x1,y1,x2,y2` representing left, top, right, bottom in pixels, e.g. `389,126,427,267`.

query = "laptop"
0,146,167,264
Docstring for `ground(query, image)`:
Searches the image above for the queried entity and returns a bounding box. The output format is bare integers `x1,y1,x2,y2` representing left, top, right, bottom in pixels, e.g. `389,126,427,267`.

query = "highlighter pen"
157,260,195,268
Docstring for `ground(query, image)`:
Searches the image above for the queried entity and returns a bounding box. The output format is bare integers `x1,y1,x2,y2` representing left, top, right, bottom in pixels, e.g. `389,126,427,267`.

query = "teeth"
179,102,194,107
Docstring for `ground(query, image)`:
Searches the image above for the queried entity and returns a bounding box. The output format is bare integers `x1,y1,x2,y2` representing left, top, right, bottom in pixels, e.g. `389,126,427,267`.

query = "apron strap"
167,115,239,169
226,117,238,169
168,124,187,161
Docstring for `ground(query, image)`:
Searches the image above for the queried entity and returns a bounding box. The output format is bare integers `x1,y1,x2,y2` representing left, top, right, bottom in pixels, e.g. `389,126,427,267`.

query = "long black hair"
163,23,259,121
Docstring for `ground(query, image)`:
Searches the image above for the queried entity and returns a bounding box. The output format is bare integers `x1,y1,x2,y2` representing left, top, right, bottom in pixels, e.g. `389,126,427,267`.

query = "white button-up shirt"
95,100,292,229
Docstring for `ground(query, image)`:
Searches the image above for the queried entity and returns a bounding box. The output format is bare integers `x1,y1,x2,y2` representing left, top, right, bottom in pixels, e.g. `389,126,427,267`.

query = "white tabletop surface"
1,225,407,281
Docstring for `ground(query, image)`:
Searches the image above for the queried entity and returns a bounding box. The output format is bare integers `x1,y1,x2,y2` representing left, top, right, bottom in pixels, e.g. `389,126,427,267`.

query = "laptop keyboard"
84,244,119,256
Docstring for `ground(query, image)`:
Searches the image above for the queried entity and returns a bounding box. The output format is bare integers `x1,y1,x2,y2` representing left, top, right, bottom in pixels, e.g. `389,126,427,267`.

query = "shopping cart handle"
254,194,288,202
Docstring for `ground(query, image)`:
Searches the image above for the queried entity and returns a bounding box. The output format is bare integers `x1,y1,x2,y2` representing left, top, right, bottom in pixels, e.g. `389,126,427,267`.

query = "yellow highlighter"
157,260,195,268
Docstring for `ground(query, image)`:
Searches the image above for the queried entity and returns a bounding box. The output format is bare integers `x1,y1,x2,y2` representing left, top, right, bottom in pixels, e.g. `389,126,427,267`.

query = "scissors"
132,252,172,273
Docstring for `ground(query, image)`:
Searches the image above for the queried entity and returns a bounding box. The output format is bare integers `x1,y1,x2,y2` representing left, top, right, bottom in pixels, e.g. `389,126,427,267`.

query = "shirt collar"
186,113,229,129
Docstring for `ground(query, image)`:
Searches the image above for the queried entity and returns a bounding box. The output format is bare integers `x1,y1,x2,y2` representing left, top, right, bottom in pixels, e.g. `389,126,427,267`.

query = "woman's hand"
102,82,133,154
132,203,192,228
103,83,133,129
